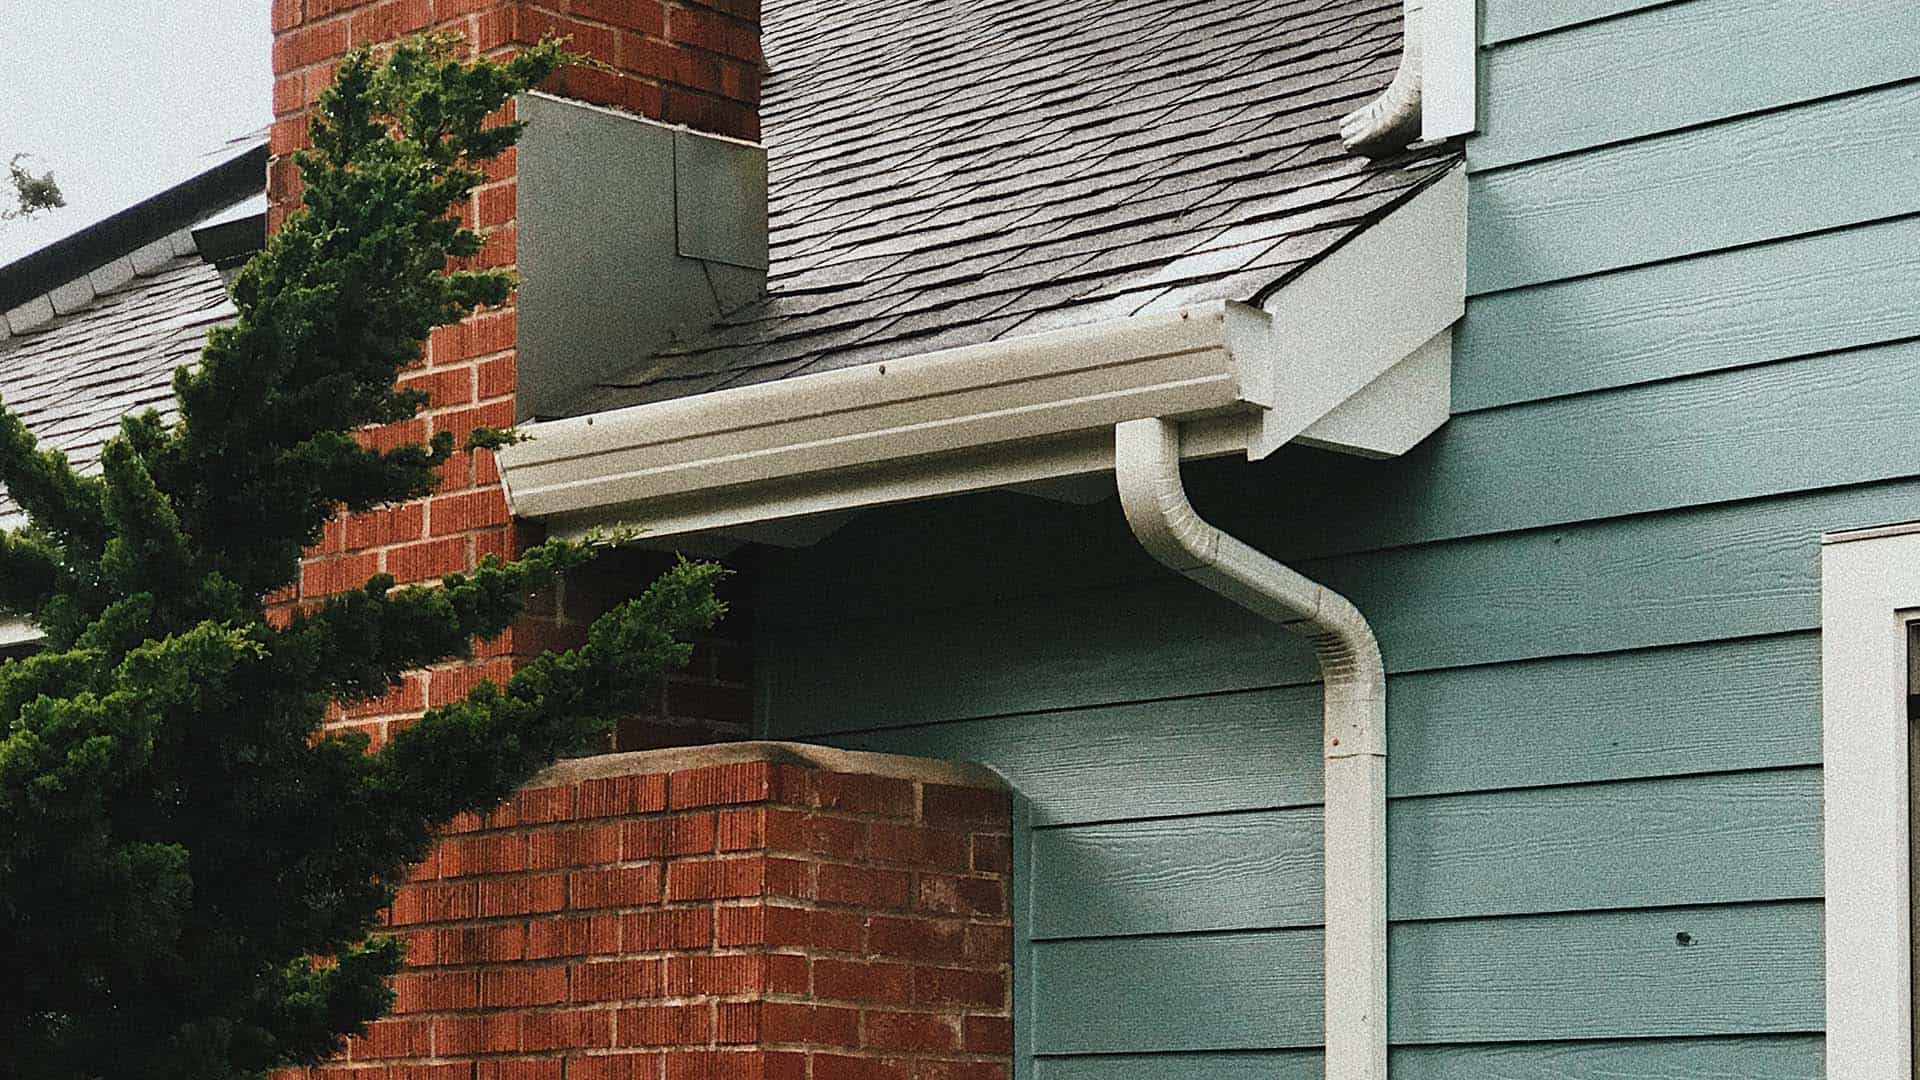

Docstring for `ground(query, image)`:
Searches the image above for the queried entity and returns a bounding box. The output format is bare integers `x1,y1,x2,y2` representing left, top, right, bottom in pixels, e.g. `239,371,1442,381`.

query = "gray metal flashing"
514,93,769,421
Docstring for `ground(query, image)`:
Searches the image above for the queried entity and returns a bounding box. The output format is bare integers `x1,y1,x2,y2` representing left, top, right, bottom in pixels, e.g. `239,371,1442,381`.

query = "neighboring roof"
569,0,1458,416
0,256,233,524
0,138,265,525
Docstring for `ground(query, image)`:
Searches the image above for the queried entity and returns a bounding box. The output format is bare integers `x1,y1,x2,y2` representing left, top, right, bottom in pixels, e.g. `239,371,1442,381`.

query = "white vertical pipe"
1115,417,1388,1080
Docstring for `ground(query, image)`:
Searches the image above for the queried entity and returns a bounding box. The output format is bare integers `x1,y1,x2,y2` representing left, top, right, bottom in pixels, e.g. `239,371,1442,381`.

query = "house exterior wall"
267,0,760,752
753,2,1920,1075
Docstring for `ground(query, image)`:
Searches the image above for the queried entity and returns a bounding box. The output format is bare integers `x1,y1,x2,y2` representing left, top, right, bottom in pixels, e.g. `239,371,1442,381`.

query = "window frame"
1821,521,1920,1077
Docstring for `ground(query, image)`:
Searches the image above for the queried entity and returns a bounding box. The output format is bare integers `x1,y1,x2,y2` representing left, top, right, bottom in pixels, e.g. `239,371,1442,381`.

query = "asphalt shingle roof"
569,0,1458,415
0,255,233,522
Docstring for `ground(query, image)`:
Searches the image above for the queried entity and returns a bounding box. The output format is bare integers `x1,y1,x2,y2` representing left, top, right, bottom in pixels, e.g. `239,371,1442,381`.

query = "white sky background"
0,2,271,264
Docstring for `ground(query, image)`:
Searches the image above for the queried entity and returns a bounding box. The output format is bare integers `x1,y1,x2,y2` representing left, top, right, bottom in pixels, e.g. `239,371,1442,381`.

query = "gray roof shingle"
0,255,233,523
570,0,1458,416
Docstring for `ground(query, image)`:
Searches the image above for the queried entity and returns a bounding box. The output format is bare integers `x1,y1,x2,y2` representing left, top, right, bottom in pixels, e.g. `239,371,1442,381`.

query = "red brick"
350,0,433,46
433,1012,520,1055
717,808,764,850
970,833,1011,875
386,537,468,584
478,872,567,916
431,400,517,442
666,857,765,901
868,825,968,871
572,958,664,1002
344,504,425,550
621,907,714,951
668,761,774,808
963,1015,1013,1055
813,773,912,819
866,916,965,963
433,923,526,964
274,18,348,72
528,913,620,958
480,965,569,1007
616,1005,709,1047
912,968,1005,1010
429,488,511,536
571,865,663,908
813,960,912,1006
922,785,1007,829
515,785,578,823
668,812,718,855
962,924,1012,966
302,552,379,596
440,833,527,877
862,1010,960,1054
807,816,867,860
913,875,1005,918
528,823,621,869
478,353,517,398
400,366,473,410
665,5,760,63
523,1008,613,1051
429,659,516,706
665,953,765,996
391,970,479,1013
349,1017,429,1059
817,864,909,910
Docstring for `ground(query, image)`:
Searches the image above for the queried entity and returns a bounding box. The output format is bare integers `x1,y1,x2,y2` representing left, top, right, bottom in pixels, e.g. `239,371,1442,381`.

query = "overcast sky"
0,2,271,264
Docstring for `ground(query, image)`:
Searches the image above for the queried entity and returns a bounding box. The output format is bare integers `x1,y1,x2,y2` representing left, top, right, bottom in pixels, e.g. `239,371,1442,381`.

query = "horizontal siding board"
1033,902,1821,1053
1480,0,1671,44
1467,80,1920,293
1033,1036,1823,1079
1030,810,1324,938
1389,902,1824,1044
1387,632,1819,797
1474,0,1920,169
1265,336,1920,559
1033,929,1323,1053
1388,768,1823,921
1454,213,1920,411
764,477,1920,732
1026,770,1818,938
821,686,1330,824
820,633,1819,807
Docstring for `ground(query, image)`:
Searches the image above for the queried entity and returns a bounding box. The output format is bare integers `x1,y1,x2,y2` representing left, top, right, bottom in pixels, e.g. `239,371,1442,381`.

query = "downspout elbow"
1115,417,1386,753
1341,0,1425,158
1115,416,1389,1080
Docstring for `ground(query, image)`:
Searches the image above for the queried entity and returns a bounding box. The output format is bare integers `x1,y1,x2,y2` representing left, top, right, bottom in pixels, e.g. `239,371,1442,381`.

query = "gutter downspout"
1341,0,1425,157
1115,417,1388,1080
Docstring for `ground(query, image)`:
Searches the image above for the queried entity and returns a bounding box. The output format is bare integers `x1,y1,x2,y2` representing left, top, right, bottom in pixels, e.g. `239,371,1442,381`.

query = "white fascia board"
1421,0,1479,141
499,165,1467,545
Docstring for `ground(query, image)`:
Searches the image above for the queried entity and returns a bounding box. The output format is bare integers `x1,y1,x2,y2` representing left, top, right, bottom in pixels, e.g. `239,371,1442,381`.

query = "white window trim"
1822,521,1920,1078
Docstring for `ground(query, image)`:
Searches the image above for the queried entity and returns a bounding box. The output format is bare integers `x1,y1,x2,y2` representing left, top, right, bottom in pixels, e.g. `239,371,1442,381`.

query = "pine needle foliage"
0,35,725,1080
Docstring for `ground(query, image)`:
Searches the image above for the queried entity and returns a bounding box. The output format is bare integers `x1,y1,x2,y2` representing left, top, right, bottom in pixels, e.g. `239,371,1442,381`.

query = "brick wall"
272,744,1014,1080
266,0,762,752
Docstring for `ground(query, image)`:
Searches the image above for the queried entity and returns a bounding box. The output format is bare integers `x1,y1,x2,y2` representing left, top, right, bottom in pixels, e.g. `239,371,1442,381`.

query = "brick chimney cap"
533,739,1007,791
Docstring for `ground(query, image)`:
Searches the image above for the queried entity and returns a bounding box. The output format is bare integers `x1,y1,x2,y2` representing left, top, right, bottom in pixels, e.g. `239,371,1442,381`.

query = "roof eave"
497,165,1467,548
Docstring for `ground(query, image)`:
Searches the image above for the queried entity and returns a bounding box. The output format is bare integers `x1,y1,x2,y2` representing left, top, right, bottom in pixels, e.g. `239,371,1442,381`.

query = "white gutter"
1342,0,1478,158
1116,416,1388,1080
501,168,1467,548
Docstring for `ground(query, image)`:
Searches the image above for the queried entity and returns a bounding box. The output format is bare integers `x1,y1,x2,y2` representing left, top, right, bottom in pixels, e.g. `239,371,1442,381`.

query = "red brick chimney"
265,1,765,751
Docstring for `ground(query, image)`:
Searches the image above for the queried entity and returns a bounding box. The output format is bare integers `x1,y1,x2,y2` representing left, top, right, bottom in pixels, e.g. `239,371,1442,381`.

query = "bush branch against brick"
0,34,721,1080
